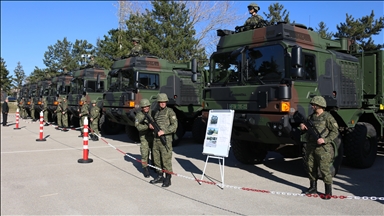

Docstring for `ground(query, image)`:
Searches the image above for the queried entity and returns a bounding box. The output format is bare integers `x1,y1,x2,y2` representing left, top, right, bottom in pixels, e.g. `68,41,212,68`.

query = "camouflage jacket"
129,44,142,57
244,14,264,27
80,103,89,116
43,98,48,110
135,111,154,136
153,106,178,136
304,111,339,147
90,106,100,121
62,100,68,113
30,100,35,110
56,101,62,112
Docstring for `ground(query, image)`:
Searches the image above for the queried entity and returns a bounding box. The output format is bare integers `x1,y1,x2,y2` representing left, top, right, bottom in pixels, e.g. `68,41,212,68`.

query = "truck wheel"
192,117,207,144
99,115,121,135
232,139,267,164
344,122,377,168
125,125,140,143
172,121,185,147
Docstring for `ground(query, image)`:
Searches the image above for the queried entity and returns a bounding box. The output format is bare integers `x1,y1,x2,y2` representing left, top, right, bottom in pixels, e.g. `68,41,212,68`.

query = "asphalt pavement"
1,114,383,215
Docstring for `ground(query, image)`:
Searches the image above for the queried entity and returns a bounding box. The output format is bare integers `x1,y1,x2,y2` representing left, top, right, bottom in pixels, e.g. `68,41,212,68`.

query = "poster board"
202,109,234,157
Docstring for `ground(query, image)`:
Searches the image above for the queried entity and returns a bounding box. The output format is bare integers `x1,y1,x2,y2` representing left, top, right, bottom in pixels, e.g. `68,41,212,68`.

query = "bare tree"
113,1,245,56
181,1,245,54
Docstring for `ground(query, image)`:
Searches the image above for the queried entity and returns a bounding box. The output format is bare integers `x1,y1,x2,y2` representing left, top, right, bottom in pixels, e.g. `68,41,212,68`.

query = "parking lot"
1,114,384,215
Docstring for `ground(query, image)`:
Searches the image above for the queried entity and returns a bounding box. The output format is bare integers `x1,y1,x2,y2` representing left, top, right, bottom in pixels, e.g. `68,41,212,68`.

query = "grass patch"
0,102,18,113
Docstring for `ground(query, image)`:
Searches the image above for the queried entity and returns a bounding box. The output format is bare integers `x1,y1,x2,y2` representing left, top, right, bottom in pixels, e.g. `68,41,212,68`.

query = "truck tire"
172,121,185,147
99,115,121,135
344,122,377,168
232,139,267,164
192,117,207,144
125,125,140,143
302,141,344,178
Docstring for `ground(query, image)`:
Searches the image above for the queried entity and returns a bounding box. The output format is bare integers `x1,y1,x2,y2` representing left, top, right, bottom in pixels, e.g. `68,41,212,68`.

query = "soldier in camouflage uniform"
55,98,63,130
30,98,36,121
42,96,49,126
129,37,143,57
18,97,26,119
243,3,264,30
61,96,69,132
300,96,339,200
78,97,89,138
135,98,154,178
89,100,100,141
149,93,178,187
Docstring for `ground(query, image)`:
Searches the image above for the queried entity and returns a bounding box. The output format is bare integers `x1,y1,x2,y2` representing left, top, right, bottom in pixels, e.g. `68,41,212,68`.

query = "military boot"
78,133,83,138
162,173,172,187
324,184,332,200
150,173,164,184
305,180,317,195
143,167,150,178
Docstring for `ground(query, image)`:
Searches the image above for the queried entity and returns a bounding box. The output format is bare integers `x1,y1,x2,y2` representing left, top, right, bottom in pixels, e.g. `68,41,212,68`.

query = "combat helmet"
91,100,97,104
81,97,86,102
310,96,326,108
132,37,140,42
157,93,169,102
139,98,151,108
248,2,260,12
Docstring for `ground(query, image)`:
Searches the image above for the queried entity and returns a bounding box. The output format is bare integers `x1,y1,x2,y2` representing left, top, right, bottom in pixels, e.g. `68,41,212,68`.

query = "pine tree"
125,0,205,63
13,62,26,94
0,58,13,94
335,10,384,50
316,21,333,39
263,3,290,25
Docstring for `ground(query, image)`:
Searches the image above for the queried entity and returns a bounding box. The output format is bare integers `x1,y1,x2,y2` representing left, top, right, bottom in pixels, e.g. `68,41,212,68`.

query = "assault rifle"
293,111,326,146
143,112,168,150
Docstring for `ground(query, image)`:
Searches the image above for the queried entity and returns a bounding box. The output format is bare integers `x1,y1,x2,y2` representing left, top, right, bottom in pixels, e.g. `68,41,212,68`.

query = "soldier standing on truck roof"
78,97,89,138
299,96,339,200
129,37,143,57
243,3,264,30
89,100,100,141
135,98,154,178
149,93,178,187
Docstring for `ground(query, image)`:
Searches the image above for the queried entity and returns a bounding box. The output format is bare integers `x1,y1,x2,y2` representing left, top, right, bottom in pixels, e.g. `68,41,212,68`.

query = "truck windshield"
210,44,285,85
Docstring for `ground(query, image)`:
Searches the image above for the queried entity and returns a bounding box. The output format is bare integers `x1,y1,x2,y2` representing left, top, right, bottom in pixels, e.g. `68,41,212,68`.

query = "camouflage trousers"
79,115,87,133
43,110,49,123
90,119,99,135
31,109,35,120
19,108,26,118
139,134,154,168
305,143,333,184
152,136,173,174
61,113,68,128
56,112,62,127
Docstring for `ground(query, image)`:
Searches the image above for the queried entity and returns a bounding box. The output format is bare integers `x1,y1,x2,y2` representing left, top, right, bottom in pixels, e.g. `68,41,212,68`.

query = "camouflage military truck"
199,22,383,174
17,83,31,117
46,74,73,124
33,79,52,118
24,82,39,118
67,67,109,127
102,55,202,145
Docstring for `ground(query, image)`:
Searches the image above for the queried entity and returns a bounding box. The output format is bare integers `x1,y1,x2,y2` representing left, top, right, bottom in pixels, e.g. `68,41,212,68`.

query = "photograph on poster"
210,115,218,124
206,136,217,147
206,127,218,136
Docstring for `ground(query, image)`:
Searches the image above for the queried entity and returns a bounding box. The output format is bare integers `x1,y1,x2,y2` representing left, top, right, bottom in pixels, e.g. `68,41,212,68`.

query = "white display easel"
200,109,234,189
